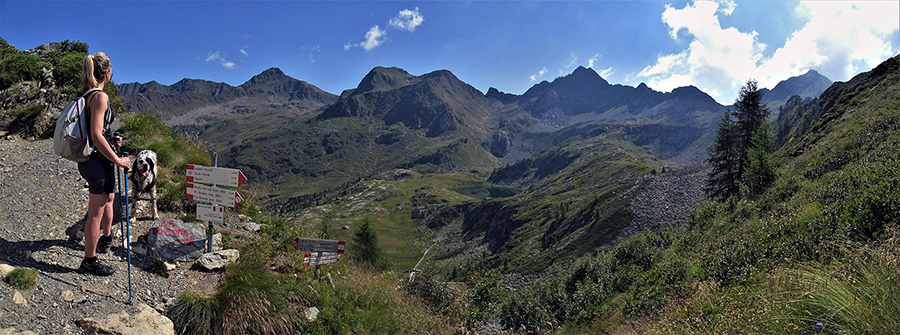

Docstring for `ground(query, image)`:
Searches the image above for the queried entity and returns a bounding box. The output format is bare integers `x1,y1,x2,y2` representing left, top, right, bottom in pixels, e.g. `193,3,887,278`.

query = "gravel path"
0,137,221,334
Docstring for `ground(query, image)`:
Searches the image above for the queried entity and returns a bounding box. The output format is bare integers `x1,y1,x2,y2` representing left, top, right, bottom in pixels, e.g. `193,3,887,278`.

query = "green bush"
498,285,552,331
58,39,88,54
50,51,85,88
10,104,45,119
0,53,46,89
6,267,38,290
404,271,457,316
465,268,506,323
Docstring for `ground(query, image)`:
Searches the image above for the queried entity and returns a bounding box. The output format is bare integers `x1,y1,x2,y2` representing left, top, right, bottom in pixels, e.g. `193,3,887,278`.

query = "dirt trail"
0,137,221,334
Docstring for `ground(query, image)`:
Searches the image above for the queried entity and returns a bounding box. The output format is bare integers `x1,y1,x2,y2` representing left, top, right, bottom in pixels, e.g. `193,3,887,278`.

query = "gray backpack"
53,88,105,162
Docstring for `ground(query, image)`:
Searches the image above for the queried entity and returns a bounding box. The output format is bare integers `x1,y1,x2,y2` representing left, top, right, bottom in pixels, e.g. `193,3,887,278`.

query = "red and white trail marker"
186,182,243,207
186,164,247,187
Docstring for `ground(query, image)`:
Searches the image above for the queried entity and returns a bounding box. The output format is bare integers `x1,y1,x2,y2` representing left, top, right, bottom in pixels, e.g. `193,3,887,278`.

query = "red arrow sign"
187,183,243,207
186,164,247,187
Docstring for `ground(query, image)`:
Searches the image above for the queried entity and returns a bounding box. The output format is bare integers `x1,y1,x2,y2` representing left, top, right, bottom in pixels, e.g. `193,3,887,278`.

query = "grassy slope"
580,55,900,334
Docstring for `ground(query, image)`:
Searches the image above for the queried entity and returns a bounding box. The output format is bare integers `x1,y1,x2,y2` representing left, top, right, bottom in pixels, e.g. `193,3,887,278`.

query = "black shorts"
78,152,116,195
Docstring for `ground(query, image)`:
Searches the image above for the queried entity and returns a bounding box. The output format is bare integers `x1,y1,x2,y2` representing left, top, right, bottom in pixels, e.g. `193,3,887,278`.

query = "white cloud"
587,53,600,69
356,25,387,51
239,48,249,57
530,67,548,81
348,7,424,51
306,45,321,63
206,51,238,70
206,51,223,63
564,53,578,68
598,67,614,78
389,7,424,32
636,0,899,104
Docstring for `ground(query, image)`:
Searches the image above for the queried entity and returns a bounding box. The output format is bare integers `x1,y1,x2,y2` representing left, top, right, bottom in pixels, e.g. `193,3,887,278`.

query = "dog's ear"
148,157,156,171
131,157,138,171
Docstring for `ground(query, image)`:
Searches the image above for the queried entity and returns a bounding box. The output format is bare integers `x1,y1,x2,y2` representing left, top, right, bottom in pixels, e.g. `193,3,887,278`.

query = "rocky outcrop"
489,131,512,158
78,303,174,335
197,249,240,270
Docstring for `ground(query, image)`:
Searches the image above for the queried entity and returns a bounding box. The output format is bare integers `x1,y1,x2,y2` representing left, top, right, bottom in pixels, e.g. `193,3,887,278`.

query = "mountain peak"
242,67,294,88
354,67,416,94
557,65,608,87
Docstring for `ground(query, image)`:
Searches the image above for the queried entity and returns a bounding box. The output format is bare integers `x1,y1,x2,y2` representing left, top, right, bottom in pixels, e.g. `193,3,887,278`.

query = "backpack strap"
82,88,105,151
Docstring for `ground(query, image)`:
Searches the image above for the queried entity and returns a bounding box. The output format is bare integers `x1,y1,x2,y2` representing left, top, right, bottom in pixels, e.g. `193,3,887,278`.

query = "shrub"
49,51,85,88
405,271,457,316
498,285,552,331
6,267,38,290
0,53,46,89
465,268,506,323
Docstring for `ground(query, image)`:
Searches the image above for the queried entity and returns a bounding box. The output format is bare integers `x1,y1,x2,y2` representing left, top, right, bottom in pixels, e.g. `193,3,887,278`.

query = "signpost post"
186,158,246,252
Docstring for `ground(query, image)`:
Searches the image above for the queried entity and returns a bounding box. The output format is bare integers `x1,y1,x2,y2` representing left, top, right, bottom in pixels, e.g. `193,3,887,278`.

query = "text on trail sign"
292,238,345,254
196,204,224,223
186,183,243,207
303,252,342,267
186,164,247,187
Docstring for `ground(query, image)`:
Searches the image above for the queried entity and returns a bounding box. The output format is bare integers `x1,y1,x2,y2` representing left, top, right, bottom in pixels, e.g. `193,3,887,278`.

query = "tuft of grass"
10,104,44,119
6,267,38,290
765,235,900,334
169,292,217,335
147,259,169,278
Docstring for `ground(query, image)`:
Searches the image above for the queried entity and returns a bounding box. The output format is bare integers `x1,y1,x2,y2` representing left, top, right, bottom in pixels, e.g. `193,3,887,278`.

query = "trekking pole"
114,132,124,259
123,151,133,304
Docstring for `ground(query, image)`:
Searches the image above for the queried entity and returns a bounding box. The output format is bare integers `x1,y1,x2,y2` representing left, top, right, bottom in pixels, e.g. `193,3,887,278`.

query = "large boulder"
147,218,206,262
78,303,174,335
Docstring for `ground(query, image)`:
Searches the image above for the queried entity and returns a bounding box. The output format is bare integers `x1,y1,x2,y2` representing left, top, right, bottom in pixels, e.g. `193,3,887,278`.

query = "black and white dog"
130,150,158,220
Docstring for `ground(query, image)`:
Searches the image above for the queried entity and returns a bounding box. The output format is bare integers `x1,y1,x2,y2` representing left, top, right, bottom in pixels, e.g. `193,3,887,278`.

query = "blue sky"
2,0,898,104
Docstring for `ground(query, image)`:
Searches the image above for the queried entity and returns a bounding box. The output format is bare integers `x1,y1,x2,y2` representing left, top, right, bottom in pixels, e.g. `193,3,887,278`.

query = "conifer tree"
742,120,776,196
705,79,775,200
732,79,771,176
705,110,741,200
351,218,383,268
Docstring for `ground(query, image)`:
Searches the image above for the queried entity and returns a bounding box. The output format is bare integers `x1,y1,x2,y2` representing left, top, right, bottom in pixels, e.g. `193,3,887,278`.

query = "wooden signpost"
292,238,345,269
186,162,247,252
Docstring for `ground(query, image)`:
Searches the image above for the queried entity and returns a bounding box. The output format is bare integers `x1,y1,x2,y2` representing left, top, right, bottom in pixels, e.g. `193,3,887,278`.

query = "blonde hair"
81,52,111,93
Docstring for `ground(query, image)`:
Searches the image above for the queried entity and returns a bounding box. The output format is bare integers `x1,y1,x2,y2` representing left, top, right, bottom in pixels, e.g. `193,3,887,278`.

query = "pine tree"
742,120,776,196
350,218,383,268
705,79,775,200
705,110,741,200
732,79,771,176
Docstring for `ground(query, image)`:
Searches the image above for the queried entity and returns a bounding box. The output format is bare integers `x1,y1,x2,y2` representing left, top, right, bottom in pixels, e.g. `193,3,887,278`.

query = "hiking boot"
97,235,113,254
79,258,115,276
